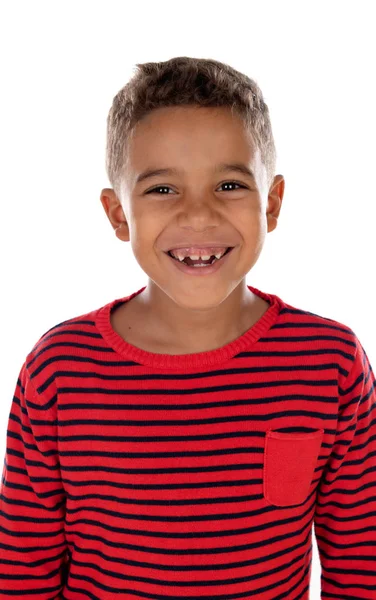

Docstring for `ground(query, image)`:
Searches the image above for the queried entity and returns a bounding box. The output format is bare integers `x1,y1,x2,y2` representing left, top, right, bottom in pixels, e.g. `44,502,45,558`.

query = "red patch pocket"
263,428,324,507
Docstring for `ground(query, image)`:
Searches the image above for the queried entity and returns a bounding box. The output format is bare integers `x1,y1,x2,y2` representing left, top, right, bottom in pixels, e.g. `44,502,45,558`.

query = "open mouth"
166,246,234,267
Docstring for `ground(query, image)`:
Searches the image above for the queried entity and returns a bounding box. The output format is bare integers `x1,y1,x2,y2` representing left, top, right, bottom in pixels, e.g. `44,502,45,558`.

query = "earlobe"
100,188,129,240
267,213,278,233
115,221,130,242
266,175,284,231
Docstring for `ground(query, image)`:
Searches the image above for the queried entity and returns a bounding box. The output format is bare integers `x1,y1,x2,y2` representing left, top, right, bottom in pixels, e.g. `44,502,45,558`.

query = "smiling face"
100,105,284,312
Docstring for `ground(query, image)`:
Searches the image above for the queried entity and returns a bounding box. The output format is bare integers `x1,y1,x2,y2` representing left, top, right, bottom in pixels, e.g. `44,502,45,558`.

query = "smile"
164,246,235,277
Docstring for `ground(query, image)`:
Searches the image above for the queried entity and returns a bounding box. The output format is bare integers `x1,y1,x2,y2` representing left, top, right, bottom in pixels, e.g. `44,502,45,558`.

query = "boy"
0,56,375,599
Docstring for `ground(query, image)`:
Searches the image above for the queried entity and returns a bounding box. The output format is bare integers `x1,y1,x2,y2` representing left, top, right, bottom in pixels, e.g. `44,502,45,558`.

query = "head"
100,56,285,311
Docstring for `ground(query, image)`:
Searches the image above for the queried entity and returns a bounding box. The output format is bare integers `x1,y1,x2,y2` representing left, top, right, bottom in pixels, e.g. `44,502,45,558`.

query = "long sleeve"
314,334,376,599
0,360,69,598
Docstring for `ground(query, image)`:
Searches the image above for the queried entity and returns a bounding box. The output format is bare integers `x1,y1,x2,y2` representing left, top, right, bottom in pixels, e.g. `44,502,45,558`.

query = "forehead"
129,105,254,148
124,105,262,183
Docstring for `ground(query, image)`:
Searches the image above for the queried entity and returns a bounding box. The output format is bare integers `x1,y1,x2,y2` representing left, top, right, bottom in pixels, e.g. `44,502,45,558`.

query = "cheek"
238,215,266,245
130,221,162,261
252,221,267,252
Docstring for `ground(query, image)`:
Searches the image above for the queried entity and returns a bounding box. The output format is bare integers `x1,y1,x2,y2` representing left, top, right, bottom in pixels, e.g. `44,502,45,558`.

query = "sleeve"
0,360,69,598
313,334,376,600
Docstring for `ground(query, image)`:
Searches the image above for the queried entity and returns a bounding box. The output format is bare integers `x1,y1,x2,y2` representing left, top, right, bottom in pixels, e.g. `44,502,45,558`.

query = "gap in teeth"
170,248,228,262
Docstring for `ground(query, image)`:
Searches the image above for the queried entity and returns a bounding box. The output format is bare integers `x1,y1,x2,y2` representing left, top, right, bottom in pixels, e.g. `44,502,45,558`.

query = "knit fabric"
1,284,375,599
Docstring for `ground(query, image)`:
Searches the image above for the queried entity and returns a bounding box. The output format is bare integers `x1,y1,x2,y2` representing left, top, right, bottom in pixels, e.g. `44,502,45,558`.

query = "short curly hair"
105,56,277,197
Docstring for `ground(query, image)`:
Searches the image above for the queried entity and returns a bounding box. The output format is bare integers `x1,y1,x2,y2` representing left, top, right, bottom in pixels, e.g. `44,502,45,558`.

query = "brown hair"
105,56,277,197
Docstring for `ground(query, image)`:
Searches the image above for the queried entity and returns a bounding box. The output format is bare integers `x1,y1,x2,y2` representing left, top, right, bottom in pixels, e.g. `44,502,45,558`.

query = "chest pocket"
263,428,324,507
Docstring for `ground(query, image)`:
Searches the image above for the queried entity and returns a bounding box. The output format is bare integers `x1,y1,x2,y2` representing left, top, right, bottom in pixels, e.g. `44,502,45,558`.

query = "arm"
0,361,68,598
314,334,376,599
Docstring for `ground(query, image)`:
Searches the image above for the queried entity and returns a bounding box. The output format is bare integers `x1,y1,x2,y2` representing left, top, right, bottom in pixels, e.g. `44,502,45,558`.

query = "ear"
267,175,285,233
100,188,130,242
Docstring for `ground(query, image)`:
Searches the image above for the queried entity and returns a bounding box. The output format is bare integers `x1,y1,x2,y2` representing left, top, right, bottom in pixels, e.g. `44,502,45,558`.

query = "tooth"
170,248,228,262
170,251,185,261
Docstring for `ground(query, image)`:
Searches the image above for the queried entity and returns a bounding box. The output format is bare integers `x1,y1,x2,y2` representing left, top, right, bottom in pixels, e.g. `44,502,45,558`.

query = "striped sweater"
1,284,375,599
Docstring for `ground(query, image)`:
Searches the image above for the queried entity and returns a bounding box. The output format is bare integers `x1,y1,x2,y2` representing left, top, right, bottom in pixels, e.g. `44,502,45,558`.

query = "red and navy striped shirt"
1,284,375,599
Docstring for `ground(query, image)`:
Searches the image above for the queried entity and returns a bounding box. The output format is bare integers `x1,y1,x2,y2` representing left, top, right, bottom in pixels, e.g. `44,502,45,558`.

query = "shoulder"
23,300,109,397
275,293,359,374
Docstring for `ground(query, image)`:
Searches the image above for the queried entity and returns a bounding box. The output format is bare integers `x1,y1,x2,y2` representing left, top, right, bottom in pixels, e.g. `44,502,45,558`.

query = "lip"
164,246,236,276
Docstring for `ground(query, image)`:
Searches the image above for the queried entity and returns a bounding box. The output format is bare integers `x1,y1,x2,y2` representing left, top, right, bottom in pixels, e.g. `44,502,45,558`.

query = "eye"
145,186,175,195
145,181,247,195
219,181,247,192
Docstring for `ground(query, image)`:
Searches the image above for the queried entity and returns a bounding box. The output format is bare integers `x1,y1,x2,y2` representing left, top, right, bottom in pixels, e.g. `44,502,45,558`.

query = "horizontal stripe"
1,284,375,599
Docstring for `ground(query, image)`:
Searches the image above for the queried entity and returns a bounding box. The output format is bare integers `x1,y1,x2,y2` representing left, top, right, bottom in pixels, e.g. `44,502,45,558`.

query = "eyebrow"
135,162,256,185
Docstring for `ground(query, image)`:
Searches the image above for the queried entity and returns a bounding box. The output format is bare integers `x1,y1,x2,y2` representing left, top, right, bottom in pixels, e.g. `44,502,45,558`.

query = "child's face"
101,105,284,308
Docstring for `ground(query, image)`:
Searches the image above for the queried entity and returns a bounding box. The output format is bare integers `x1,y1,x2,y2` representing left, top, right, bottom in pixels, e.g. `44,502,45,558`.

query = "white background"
1,1,375,596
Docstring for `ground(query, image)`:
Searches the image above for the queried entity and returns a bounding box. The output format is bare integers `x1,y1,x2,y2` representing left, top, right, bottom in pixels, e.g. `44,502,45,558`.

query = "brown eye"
218,182,246,192
146,186,174,195
146,182,247,194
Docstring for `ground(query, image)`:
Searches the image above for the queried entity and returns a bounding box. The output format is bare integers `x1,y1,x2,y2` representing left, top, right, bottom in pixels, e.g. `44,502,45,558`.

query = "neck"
131,280,266,354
